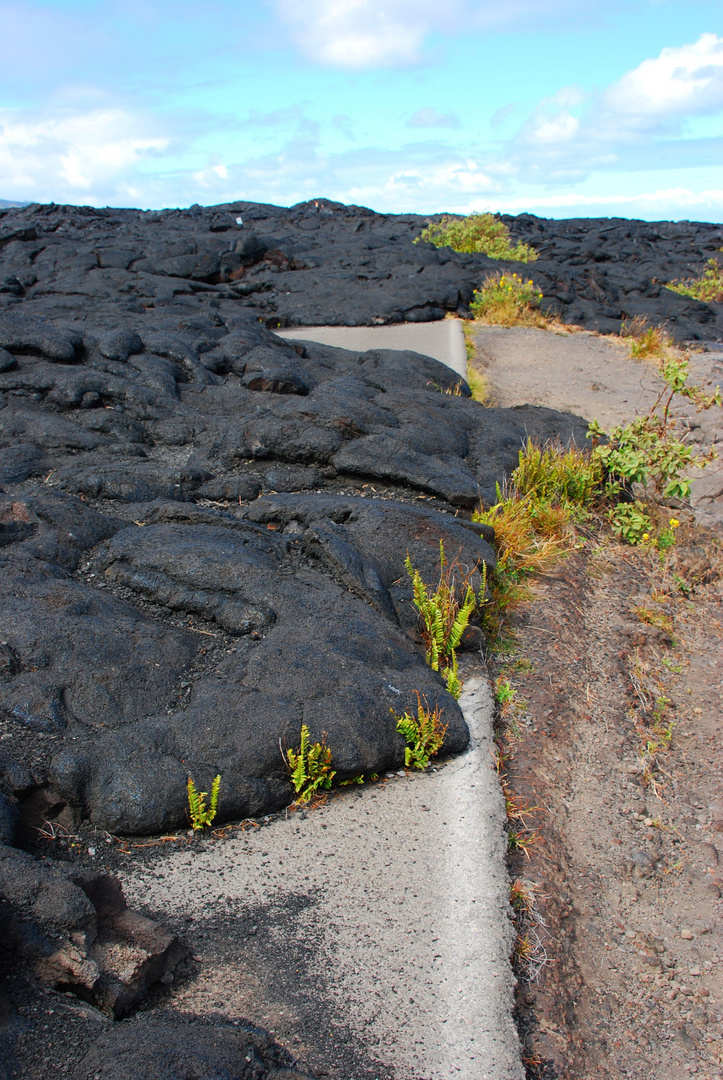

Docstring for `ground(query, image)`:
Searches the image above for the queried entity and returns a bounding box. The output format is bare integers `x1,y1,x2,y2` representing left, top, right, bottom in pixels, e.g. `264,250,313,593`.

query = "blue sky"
1,0,722,220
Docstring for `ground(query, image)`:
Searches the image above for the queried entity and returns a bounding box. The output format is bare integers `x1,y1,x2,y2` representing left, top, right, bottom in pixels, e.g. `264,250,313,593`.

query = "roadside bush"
415,212,537,262
667,254,723,304
469,272,546,328
621,317,673,360
588,352,721,502
472,443,590,645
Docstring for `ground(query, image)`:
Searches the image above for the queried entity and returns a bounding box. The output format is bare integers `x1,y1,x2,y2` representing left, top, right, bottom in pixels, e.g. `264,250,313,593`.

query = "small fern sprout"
405,539,481,699
394,694,448,770
187,774,221,831
283,724,336,803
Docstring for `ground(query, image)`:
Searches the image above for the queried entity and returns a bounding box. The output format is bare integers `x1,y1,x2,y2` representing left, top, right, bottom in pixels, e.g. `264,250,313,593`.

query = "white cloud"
473,187,723,212
273,0,460,68
407,107,460,129
507,35,723,176
604,33,723,123
273,0,611,70
0,106,170,202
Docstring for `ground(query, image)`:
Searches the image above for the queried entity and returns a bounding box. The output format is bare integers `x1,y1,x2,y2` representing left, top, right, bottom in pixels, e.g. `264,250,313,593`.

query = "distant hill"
0,199,29,208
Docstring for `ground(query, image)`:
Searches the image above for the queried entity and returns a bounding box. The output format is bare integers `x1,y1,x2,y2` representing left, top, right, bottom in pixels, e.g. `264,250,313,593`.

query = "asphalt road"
123,660,524,1080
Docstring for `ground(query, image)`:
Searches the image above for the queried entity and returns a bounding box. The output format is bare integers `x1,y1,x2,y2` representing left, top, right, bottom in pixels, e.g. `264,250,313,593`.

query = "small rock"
681,928,695,940
698,842,719,865
689,967,701,977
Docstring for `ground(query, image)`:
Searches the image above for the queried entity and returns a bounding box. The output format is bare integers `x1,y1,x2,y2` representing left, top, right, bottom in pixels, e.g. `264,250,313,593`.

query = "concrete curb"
276,320,468,380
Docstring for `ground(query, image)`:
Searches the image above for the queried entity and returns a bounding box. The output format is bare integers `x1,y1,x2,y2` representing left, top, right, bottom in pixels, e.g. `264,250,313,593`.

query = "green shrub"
667,254,723,304
587,353,720,502
469,272,546,327
608,502,652,545
394,695,448,769
415,212,537,262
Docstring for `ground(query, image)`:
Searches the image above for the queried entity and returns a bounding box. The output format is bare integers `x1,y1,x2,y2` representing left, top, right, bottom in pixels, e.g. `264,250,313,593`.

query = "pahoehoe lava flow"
0,197,721,1078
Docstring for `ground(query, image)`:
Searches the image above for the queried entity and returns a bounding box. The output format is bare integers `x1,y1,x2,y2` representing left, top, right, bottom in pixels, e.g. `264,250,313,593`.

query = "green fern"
187,774,221,831
285,724,336,803
405,540,481,699
394,696,448,770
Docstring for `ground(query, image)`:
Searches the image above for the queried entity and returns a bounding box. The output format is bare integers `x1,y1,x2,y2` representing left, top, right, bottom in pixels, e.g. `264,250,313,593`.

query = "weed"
284,725,336,802
394,695,448,770
495,675,516,716
405,540,482,698
511,657,535,674
430,378,466,396
469,272,546,328
466,365,490,404
634,605,676,643
508,826,543,858
472,441,592,647
510,877,537,915
622,317,672,360
608,502,652,545
667,253,723,303
588,351,721,504
512,439,600,509
656,517,680,552
415,212,537,262
187,774,221,831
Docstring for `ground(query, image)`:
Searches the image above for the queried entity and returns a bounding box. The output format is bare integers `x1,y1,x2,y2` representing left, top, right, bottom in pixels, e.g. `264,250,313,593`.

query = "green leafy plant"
469,271,546,327
608,502,652,545
187,774,221,831
656,517,680,552
340,773,377,786
588,351,721,508
415,212,537,262
405,540,481,698
394,695,448,770
284,724,336,803
667,253,723,303
494,676,516,717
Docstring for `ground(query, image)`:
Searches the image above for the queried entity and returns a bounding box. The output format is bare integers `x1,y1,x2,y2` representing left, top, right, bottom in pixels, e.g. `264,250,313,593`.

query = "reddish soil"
494,519,723,1080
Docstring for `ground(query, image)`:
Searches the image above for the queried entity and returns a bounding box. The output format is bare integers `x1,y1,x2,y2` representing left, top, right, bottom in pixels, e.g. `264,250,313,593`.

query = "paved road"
469,324,723,530
123,661,524,1080
276,319,468,379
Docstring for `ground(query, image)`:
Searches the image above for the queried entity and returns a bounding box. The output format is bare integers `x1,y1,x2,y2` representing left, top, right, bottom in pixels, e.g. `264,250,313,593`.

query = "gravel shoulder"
468,322,723,1080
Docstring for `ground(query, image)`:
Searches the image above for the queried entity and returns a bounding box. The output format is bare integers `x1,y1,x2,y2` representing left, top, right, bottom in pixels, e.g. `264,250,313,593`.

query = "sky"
0,0,722,220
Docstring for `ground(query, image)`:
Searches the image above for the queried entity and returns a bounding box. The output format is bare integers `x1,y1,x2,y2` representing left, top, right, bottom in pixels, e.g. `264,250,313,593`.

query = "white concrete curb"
276,320,469,380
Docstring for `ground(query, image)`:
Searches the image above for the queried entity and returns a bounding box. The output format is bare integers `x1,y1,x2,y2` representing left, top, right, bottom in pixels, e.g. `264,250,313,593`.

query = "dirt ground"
469,324,723,1080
